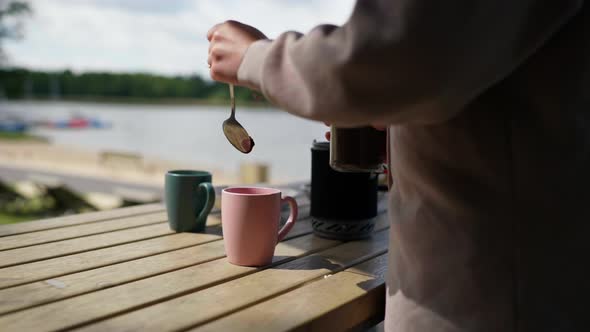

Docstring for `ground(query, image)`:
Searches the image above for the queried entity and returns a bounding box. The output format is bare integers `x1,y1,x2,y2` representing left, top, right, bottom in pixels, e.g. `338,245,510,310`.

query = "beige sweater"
238,1,588,331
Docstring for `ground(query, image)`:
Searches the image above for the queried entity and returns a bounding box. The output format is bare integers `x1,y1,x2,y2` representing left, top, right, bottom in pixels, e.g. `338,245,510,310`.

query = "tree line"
0,68,263,103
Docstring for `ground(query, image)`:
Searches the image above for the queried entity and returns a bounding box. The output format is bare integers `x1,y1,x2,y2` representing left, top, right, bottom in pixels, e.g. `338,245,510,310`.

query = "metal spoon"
222,84,255,154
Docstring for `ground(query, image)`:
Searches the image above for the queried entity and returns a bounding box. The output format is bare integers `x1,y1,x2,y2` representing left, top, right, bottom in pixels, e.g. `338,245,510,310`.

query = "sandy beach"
0,140,238,188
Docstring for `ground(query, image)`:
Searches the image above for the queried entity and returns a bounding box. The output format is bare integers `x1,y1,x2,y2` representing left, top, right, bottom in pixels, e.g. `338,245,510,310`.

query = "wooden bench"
0,179,26,203
0,184,387,331
113,187,161,207
240,162,269,184
28,174,98,215
99,151,144,171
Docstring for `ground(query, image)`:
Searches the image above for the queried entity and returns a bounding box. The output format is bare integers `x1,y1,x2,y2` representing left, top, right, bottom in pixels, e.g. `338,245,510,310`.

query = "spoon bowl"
222,84,255,154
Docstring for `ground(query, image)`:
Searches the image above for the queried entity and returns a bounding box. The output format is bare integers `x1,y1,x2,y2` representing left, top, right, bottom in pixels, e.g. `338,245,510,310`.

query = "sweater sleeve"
237,0,582,127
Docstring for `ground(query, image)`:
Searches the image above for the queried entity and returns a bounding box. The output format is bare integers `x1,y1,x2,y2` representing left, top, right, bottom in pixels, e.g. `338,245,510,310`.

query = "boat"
0,118,29,133
48,115,111,129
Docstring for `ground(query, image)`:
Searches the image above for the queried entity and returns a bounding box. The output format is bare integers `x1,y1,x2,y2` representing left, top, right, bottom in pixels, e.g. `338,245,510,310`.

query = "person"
207,1,589,331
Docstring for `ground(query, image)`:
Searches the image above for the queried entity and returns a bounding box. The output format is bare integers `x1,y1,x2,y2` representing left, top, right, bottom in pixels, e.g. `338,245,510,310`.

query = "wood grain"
0,217,314,314
0,204,165,237
0,240,226,315
76,230,388,332
0,223,176,268
192,254,388,332
0,232,214,290
0,215,313,290
0,186,388,332
0,234,342,331
0,191,309,251
0,212,170,251
0,183,311,238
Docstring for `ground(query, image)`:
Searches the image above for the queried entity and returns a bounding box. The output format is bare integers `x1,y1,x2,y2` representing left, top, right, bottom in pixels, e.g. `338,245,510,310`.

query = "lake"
0,101,328,182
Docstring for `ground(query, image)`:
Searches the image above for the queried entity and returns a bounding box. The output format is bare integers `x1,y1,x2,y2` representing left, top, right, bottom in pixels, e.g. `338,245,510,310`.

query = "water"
0,101,327,182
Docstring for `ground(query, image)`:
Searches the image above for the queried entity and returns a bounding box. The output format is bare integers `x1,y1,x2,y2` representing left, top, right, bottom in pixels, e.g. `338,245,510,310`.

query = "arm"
211,0,582,126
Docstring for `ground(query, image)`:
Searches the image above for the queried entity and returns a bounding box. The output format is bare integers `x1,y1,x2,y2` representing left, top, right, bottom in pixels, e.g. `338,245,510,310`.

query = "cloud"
4,0,355,77
76,0,194,15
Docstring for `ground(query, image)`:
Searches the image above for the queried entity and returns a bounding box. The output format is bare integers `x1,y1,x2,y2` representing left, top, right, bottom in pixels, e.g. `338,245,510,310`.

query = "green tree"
0,1,32,64
0,67,266,104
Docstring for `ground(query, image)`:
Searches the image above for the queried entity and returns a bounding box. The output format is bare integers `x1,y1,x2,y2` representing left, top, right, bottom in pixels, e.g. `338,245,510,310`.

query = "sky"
4,0,355,77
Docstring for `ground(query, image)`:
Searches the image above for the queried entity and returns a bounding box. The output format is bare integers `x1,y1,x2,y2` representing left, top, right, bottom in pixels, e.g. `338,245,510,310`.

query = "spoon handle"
229,84,235,118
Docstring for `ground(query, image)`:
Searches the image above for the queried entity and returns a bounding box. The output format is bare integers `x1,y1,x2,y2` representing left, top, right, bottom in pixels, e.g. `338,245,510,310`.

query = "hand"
207,20,267,85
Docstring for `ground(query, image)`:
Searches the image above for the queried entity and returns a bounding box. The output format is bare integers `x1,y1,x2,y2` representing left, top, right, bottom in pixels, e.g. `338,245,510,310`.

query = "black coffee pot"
310,141,379,240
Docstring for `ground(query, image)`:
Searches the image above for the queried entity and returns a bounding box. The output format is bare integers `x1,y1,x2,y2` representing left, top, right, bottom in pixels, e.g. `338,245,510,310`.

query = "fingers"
210,70,237,84
207,37,224,57
209,43,230,58
208,44,228,71
206,23,223,41
207,39,225,69
207,20,264,85
210,68,231,83
209,60,238,84
207,20,238,41
208,41,214,56
208,22,232,83
207,48,219,69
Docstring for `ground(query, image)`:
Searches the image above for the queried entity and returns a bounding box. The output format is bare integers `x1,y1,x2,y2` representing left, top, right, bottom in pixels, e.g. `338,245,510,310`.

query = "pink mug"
222,187,298,266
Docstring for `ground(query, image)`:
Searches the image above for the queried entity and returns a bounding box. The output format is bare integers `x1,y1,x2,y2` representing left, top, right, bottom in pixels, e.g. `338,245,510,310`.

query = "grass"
0,212,35,224
0,132,29,140
0,132,47,142
0,196,56,224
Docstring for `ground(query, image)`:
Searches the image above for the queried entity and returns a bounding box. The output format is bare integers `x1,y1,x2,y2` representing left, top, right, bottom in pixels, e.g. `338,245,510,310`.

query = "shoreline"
0,140,238,189
1,97,273,108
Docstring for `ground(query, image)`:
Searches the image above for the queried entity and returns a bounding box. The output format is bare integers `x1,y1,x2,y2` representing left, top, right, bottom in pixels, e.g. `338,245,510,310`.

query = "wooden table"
0,188,389,331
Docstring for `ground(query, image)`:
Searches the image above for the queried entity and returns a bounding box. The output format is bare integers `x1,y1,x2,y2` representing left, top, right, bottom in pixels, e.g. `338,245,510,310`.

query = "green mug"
165,170,215,233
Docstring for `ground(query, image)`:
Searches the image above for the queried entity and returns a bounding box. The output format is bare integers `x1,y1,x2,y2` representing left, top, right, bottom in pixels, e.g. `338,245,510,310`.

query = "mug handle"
277,196,298,242
196,182,216,224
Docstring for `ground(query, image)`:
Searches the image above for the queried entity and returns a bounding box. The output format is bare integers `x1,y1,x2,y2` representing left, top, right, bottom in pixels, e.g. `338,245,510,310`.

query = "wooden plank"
0,211,170,251
0,234,346,331
0,203,164,237
0,240,225,315
193,254,388,332
0,223,174,268
0,217,315,314
0,182,310,238
74,230,388,332
0,233,218,290
0,215,312,289
0,191,309,240
0,200,307,252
